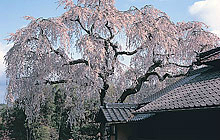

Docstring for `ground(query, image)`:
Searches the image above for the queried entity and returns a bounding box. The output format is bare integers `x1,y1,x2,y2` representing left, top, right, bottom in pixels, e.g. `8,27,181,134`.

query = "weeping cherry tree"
4,0,220,126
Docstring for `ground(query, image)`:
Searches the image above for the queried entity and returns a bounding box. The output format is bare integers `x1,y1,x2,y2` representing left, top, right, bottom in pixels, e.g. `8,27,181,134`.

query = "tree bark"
64,59,89,66
100,81,109,106
100,122,106,140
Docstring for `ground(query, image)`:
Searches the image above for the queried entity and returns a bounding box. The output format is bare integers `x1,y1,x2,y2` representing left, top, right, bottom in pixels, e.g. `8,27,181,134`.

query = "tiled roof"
129,113,154,122
142,67,210,104
135,68,220,113
142,74,199,104
98,103,138,123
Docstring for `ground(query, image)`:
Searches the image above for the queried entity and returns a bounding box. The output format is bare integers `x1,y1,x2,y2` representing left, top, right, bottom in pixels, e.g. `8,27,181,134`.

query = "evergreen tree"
0,104,27,140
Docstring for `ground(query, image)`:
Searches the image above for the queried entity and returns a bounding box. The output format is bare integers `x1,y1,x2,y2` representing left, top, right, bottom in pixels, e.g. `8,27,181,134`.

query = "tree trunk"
99,82,109,139
100,82,109,106
100,122,106,140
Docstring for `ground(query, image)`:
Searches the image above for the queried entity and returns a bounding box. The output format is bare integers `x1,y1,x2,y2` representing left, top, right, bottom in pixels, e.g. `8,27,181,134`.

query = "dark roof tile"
129,113,154,122
98,103,138,123
141,71,206,104
136,69,220,113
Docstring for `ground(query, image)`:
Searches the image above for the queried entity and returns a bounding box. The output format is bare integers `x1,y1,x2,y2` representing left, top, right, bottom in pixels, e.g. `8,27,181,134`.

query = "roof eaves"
99,103,138,123
128,113,155,122
133,105,220,114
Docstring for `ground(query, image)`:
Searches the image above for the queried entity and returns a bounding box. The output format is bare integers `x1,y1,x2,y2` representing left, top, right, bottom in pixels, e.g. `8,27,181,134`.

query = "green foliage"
80,123,99,137
0,85,100,140
32,126,50,140
70,98,99,140
0,104,27,140
0,104,6,126
0,104,7,139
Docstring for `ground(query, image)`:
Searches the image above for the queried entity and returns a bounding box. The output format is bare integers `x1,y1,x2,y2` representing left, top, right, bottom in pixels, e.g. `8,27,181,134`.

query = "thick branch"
44,79,68,85
109,40,143,57
116,60,192,103
152,72,186,81
116,61,161,103
116,47,143,56
52,49,66,58
63,59,89,66
116,71,187,103
105,21,114,40
168,62,193,68
99,73,109,106
147,60,162,72
26,37,39,42
70,17,91,35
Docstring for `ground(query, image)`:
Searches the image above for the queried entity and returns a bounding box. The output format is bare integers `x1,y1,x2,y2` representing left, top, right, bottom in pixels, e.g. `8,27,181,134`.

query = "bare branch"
63,59,89,66
90,23,95,35
70,17,91,35
116,71,187,103
116,60,161,103
155,15,170,22
44,79,68,85
26,37,39,42
116,47,143,56
105,21,114,40
116,59,191,103
168,62,193,68
151,72,186,81
147,60,162,72
98,72,109,106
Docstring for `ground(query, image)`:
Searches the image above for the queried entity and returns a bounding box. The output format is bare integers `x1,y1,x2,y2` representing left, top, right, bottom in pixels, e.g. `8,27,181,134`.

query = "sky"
0,0,219,103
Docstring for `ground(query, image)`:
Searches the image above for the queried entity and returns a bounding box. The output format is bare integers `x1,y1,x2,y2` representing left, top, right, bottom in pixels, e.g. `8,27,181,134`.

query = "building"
96,47,220,140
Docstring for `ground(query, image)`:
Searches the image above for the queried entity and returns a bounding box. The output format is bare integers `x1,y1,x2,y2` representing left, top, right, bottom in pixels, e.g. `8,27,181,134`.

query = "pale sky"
0,0,219,103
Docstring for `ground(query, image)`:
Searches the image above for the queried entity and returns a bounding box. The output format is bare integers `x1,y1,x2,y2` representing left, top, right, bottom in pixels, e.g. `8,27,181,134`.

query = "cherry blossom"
5,0,220,124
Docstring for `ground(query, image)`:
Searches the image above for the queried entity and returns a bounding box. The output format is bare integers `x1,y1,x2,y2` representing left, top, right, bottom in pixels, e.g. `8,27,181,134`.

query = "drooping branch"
52,49,66,58
39,28,67,59
22,29,67,60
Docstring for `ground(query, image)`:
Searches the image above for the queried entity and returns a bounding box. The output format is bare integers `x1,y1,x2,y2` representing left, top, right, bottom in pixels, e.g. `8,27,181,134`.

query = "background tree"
4,0,220,135
0,103,27,140
0,104,11,140
0,86,99,140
